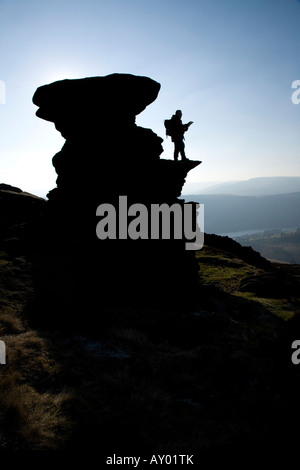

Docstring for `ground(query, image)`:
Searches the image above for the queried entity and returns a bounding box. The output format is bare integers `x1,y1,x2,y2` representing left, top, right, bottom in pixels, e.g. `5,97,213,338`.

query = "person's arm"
183,121,193,132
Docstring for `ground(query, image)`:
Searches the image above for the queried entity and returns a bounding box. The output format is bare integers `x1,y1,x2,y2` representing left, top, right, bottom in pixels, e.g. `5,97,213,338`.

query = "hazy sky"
0,0,300,197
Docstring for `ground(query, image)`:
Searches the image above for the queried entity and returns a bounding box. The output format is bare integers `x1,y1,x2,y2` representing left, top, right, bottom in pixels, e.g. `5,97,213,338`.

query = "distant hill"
0,183,46,218
193,177,300,196
234,229,300,264
183,192,300,234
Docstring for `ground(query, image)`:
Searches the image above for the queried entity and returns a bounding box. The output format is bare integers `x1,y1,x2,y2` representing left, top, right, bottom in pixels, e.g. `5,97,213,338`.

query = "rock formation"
32,73,201,324
0,184,46,257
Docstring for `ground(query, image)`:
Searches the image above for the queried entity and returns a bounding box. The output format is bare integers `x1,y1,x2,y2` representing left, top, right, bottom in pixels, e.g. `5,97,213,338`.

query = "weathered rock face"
32,73,201,323
33,73,161,138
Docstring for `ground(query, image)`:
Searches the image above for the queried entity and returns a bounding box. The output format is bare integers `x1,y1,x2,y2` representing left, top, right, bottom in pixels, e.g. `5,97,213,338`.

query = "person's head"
175,110,182,118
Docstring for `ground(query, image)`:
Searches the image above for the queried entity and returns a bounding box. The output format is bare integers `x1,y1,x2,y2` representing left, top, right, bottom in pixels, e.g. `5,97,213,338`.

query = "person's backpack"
164,117,174,137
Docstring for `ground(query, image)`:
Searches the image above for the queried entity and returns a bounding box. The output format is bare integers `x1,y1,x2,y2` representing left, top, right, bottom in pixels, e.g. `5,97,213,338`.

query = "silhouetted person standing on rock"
165,110,193,161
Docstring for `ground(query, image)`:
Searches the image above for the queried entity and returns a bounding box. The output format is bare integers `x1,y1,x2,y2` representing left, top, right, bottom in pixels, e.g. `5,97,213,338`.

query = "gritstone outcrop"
32,73,201,324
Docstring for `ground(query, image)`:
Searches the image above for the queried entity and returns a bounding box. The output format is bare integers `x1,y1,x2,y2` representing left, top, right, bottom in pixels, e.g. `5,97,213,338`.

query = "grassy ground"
235,229,300,264
196,246,300,320
1,233,300,457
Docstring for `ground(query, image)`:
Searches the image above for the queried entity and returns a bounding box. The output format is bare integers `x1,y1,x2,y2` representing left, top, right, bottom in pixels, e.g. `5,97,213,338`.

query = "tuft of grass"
0,372,72,450
235,292,296,321
0,311,25,335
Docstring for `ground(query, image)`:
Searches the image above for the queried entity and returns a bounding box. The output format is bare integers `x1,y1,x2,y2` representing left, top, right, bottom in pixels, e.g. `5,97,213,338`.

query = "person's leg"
179,140,187,160
174,141,179,161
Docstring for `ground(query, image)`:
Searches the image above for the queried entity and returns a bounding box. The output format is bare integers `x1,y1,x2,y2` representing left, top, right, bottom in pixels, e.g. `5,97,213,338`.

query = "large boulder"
33,73,161,138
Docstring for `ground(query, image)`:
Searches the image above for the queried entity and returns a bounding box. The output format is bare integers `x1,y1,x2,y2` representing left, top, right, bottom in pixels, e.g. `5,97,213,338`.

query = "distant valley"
233,229,300,264
183,177,300,263
183,192,300,234
183,176,300,196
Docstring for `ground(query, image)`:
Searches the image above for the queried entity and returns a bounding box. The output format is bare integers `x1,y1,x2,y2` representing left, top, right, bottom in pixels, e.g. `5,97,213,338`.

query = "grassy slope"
239,230,300,264
196,245,300,320
1,225,300,456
